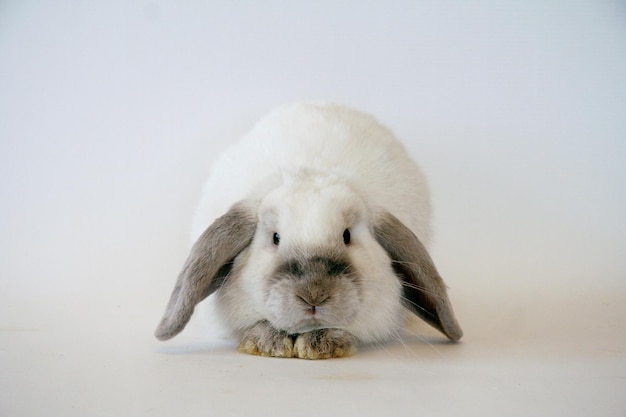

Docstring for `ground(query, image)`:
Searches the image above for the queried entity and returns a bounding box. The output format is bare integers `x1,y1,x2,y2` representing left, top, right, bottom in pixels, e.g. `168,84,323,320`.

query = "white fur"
192,102,431,244
193,102,434,345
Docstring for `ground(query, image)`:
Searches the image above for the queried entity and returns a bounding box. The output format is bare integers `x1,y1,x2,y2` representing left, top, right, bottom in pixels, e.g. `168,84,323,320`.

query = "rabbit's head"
155,170,462,345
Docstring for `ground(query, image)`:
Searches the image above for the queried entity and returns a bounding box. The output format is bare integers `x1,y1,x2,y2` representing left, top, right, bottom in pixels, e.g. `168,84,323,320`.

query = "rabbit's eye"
343,229,351,245
273,232,280,246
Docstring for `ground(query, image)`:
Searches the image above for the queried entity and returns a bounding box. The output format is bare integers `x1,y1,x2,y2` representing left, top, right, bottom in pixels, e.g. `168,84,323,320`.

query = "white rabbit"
155,102,462,359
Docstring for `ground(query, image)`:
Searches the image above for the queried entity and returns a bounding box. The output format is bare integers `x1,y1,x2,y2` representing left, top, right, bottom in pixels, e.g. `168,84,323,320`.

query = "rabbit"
155,102,463,359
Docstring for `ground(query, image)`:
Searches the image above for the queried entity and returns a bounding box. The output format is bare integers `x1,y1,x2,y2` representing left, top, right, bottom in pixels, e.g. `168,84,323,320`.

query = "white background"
1,1,625,416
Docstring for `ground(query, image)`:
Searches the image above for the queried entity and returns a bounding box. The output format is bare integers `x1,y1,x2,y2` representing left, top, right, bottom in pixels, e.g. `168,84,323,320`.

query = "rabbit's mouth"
287,319,330,335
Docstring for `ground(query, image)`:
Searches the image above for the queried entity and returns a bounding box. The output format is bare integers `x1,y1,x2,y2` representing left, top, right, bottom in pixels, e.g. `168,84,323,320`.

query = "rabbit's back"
193,103,432,244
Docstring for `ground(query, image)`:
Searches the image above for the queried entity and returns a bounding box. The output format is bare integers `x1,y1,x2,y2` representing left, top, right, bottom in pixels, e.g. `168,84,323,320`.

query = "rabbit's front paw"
293,329,356,359
238,321,295,358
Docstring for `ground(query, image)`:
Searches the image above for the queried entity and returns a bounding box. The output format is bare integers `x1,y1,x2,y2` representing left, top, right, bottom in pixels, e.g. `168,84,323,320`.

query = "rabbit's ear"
155,201,258,341
373,210,463,341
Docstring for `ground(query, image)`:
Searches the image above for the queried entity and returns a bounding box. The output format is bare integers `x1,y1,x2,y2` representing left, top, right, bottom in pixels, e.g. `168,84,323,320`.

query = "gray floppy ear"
373,210,463,342
155,200,258,341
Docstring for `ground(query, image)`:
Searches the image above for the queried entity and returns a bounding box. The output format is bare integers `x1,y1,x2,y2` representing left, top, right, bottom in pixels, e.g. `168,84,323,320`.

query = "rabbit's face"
154,171,462,346
155,173,463,346
250,176,373,334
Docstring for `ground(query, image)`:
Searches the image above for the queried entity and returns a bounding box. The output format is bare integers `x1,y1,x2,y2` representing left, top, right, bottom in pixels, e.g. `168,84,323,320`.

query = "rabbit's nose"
297,293,329,314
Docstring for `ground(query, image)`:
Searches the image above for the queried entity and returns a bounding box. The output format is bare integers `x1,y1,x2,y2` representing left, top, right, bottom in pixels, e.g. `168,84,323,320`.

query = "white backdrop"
1,1,625,416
